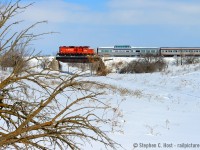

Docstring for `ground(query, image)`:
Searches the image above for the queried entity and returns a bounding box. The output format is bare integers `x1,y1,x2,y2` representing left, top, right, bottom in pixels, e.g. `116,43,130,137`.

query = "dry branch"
0,1,121,150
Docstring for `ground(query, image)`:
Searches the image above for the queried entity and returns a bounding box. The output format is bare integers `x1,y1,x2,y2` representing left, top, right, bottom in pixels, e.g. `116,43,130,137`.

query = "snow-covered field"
2,57,200,150
64,58,200,150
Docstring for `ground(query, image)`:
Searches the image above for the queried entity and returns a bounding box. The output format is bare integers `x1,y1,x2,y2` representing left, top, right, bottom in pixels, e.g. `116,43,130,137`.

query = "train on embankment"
56,45,200,63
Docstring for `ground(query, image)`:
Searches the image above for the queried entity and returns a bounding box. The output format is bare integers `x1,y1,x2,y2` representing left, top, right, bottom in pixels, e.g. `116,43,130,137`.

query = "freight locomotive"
58,46,95,56
56,46,96,63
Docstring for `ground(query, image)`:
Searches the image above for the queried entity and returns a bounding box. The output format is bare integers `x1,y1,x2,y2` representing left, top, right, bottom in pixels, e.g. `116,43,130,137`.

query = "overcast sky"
17,0,200,55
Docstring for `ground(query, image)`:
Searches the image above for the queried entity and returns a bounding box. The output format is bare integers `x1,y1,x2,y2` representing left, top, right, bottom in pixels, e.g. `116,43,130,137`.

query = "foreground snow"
2,57,200,150
81,61,200,150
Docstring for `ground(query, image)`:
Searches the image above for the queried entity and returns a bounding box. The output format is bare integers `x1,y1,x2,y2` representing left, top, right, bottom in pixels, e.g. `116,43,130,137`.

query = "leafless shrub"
119,54,167,73
184,56,200,65
49,58,60,70
105,85,143,98
0,50,28,73
95,58,111,76
116,61,125,70
118,88,131,96
174,55,200,66
132,90,143,98
40,57,50,69
88,56,111,76
110,61,125,72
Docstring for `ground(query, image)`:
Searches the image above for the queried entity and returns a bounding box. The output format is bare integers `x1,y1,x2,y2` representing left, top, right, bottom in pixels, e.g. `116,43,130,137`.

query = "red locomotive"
56,46,96,63
58,46,95,56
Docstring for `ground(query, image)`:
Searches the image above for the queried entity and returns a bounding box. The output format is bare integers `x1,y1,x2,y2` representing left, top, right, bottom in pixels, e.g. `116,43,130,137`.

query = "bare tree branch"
0,1,122,150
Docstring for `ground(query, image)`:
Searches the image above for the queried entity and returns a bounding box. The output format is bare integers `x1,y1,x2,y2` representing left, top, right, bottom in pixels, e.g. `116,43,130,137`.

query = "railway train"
97,45,200,57
56,45,200,62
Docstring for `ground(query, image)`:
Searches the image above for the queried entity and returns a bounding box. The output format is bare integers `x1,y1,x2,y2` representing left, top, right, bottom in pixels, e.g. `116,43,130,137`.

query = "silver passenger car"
97,45,160,57
160,47,200,57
